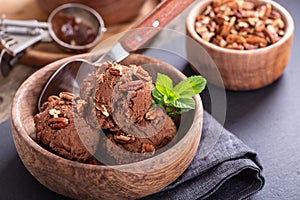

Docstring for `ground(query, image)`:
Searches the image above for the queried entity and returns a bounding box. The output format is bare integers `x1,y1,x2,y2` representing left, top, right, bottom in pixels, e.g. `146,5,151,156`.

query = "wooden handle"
120,0,194,52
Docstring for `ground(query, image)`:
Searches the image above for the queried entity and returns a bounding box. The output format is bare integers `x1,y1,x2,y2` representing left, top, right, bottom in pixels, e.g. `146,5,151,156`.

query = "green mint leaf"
173,81,195,97
167,108,192,116
153,83,178,108
155,73,178,99
152,87,164,104
170,97,195,109
156,73,173,89
153,73,206,116
174,75,206,98
186,75,207,94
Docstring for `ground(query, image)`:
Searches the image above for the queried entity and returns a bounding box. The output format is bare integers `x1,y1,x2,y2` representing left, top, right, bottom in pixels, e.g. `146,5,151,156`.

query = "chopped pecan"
145,106,165,120
239,1,255,10
255,20,265,32
109,64,123,76
273,19,285,29
113,132,136,144
244,35,267,47
48,95,60,102
220,22,232,37
264,26,279,44
215,14,229,25
196,25,212,42
212,36,227,47
265,4,272,19
201,31,215,42
253,31,265,38
75,99,87,116
59,92,74,101
118,80,144,92
203,5,212,16
48,117,69,129
134,67,152,82
226,34,246,44
269,10,281,19
248,17,259,26
208,20,217,32
49,109,61,118
243,43,259,50
226,43,244,50
278,30,285,37
238,21,249,29
141,143,155,155
240,10,257,18
94,103,109,117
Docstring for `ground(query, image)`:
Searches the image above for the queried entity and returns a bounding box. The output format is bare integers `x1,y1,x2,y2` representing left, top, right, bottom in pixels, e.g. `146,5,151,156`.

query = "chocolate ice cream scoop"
101,106,177,165
82,62,153,131
34,92,99,163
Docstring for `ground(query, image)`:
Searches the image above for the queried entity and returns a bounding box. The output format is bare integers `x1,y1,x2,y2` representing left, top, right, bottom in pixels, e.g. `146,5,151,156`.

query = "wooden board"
0,0,159,67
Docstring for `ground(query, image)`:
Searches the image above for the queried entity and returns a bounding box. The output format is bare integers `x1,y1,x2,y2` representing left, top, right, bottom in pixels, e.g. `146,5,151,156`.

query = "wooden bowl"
11,53,203,199
36,0,146,25
186,0,294,91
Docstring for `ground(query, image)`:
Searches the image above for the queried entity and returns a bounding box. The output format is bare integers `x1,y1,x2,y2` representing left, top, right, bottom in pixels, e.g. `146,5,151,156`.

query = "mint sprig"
152,73,206,116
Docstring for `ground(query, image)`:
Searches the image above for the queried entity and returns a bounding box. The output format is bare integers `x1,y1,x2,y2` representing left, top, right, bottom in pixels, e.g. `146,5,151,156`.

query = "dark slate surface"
0,0,299,199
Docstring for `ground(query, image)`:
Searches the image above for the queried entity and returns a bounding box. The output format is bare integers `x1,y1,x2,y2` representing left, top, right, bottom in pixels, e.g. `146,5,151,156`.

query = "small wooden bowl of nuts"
11,53,203,199
186,0,294,90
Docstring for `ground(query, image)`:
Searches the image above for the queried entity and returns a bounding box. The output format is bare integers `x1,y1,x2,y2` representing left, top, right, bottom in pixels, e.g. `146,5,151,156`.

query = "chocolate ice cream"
101,106,177,164
35,62,178,165
82,62,153,132
34,92,99,163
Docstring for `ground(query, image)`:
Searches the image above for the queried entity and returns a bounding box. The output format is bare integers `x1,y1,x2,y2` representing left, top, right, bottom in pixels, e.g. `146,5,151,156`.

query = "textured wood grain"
186,0,294,91
11,54,203,199
121,0,195,52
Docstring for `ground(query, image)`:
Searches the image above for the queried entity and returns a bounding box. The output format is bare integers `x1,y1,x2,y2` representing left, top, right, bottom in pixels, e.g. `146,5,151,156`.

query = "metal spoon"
38,0,195,111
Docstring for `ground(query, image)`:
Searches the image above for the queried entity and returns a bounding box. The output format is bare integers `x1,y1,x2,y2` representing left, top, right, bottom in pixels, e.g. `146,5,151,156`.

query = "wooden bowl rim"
186,0,295,55
11,53,203,171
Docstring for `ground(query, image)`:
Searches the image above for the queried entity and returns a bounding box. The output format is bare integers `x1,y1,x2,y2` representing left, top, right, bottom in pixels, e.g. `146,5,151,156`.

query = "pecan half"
59,92,74,101
48,117,69,129
134,67,152,82
48,95,60,102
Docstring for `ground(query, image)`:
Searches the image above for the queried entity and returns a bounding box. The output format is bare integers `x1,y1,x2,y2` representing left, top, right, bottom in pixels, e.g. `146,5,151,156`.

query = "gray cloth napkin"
142,111,265,200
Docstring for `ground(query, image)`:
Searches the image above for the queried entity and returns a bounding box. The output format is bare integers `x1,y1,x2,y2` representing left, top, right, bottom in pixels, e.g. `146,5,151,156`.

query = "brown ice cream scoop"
101,106,177,165
34,92,99,162
82,62,153,131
